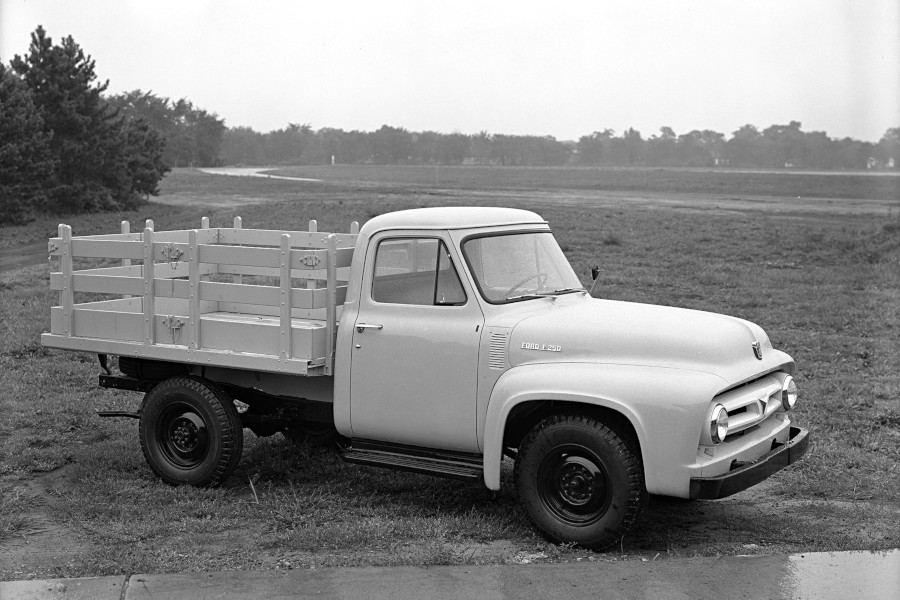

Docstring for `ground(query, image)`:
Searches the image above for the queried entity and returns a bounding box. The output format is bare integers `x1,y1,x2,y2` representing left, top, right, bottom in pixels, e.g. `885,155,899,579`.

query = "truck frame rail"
42,217,358,376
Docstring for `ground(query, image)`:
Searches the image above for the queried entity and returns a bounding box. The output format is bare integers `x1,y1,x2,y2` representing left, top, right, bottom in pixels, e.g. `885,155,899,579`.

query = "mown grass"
269,164,900,202
1,167,898,579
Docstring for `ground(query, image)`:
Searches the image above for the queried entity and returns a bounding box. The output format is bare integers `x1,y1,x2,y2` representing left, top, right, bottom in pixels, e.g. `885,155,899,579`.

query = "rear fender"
481,363,727,496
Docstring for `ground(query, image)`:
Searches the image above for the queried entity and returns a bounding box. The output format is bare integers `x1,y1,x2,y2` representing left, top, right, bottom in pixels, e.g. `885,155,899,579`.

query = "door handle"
356,323,383,333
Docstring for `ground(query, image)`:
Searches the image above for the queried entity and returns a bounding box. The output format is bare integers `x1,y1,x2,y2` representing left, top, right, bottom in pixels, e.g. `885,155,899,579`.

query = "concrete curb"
2,549,897,600
0,576,125,599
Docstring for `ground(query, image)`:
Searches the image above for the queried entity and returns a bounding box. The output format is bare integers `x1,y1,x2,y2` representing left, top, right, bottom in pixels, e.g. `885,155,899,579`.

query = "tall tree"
11,27,168,213
266,123,310,164
370,125,413,163
876,128,900,168
646,127,677,166
0,64,55,224
576,129,614,165
220,126,267,165
726,124,762,167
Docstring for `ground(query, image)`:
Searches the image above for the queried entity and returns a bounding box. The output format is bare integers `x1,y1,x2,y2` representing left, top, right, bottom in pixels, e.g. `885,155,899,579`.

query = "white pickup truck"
42,206,808,549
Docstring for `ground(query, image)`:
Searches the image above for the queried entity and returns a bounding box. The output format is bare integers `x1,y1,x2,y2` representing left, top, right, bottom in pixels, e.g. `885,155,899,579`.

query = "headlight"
710,404,729,444
781,376,798,410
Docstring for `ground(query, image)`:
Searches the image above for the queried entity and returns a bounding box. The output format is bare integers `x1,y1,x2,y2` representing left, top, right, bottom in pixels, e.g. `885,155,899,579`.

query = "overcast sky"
1,0,898,142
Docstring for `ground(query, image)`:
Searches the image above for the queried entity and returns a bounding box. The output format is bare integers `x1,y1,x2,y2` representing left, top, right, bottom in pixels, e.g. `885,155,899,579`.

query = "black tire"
514,414,647,550
139,376,243,486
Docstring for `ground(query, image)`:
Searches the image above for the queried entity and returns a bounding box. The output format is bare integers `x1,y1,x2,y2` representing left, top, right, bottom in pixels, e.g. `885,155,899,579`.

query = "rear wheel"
139,376,243,486
515,414,646,550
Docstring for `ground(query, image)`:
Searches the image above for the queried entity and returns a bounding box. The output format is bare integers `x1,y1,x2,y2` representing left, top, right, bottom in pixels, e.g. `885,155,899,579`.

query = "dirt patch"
0,241,48,273
0,466,97,580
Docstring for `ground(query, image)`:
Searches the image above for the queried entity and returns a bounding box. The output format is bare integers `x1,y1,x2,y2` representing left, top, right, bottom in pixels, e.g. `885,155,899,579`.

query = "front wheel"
514,414,647,550
139,376,243,486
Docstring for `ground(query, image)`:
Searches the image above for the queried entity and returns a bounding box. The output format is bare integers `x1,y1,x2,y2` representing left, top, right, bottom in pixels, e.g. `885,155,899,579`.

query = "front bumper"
689,426,809,499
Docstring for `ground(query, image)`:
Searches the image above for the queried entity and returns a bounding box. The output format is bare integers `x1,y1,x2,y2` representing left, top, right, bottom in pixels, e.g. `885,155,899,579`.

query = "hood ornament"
752,341,763,360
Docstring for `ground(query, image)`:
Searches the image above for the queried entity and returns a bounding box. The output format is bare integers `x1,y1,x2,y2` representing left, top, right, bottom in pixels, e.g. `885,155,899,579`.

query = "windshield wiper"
505,293,544,302
506,287,586,302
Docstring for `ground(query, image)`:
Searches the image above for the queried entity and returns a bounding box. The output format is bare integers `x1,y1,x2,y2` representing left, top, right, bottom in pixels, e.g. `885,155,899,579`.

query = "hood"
507,297,792,387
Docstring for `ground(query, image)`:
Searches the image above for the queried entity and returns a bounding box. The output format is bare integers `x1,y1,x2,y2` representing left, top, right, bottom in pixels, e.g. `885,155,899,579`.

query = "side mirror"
589,264,601,297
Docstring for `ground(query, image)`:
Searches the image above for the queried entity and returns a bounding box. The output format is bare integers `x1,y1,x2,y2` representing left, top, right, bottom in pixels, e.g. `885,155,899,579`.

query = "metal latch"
162,243,184,269
299,254,321,267
162,315,185,343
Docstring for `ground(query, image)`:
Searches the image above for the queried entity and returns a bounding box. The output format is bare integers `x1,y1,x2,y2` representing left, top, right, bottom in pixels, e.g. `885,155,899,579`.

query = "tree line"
1,27,171,224
2,26,898,226
219,122,899,171
0,27,225,225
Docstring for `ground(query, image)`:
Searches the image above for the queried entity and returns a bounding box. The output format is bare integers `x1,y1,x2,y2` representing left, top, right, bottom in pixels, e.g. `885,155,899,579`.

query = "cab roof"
359,207,546,235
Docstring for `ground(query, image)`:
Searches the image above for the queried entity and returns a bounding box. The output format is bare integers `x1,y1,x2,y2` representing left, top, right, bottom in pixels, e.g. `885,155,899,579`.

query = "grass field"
1,166,898,579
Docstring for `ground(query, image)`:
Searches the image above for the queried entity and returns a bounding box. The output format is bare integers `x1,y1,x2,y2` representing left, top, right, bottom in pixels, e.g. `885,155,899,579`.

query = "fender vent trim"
489,331,509,370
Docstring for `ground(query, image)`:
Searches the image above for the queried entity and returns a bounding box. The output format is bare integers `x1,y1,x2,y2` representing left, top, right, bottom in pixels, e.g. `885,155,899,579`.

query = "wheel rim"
158,402,210,469
536,444,612,525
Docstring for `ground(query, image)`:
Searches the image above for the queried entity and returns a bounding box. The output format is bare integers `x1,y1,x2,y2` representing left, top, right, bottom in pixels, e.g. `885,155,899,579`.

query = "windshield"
463,232,583,303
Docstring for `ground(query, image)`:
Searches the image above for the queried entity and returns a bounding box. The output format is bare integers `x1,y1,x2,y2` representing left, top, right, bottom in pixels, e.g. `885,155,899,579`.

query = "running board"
340,440,483,481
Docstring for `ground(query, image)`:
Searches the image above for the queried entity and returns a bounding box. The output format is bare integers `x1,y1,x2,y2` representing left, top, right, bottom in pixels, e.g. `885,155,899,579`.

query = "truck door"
350,235,483,452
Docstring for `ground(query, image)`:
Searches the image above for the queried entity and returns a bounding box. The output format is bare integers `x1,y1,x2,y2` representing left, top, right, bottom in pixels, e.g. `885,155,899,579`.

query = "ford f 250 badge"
752,341,763,360
522,342,562,352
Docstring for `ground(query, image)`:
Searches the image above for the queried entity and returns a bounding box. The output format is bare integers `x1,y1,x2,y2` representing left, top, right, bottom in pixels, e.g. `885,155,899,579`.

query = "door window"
372,238,466,306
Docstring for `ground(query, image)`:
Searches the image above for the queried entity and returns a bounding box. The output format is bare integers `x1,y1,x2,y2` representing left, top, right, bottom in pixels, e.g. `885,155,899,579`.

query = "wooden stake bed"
42,217,359,376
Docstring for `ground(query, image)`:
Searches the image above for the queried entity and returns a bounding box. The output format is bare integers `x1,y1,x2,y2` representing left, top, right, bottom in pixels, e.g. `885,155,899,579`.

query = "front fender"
482,362,728,496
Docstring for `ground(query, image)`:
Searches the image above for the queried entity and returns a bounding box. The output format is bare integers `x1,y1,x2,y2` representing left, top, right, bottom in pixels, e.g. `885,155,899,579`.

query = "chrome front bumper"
689,426,809,499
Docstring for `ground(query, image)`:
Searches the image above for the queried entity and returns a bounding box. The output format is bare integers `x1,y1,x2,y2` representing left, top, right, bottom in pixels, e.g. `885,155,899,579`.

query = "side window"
372,238,466,306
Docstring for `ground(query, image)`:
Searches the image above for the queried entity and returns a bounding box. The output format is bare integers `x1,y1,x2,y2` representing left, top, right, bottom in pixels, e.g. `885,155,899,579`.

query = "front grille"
713,374,784,438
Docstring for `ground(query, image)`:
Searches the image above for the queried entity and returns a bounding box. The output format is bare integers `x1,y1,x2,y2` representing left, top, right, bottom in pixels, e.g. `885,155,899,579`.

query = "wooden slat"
49,274,197,298
217,228,331,248
62,232,142,242
121,221,132,299
70,239,144,260
215,264,281,278
68,274,144,295
198,243,282,268
153,278,190,299
280,234,291,360
325,234,336,375
142,228,155,345
306,221,317,293
217,228,357,250
71,264,144,277
65,297,142,311
189,230,200,350
50,262,203,284
232,217,243,285
60,225,73,337
197,281,278,306
214,264,346,281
